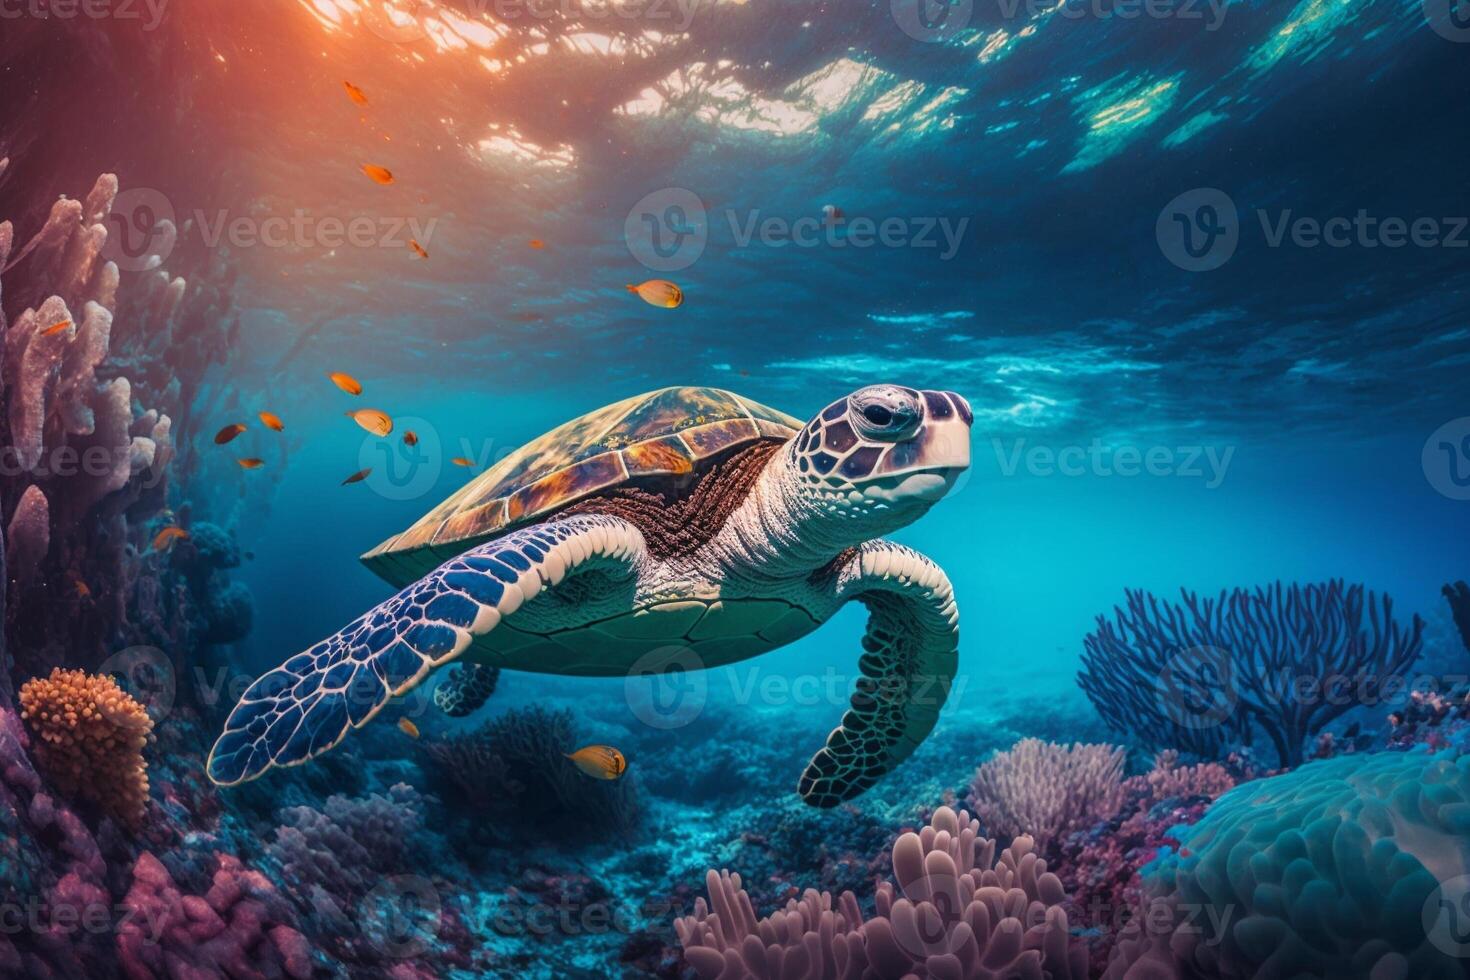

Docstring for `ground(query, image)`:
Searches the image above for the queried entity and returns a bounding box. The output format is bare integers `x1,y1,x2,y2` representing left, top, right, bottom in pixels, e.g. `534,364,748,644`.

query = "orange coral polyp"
18,667,154,826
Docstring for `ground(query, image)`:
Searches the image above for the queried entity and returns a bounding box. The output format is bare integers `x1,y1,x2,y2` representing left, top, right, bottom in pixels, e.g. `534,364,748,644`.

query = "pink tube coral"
675,805,1088,979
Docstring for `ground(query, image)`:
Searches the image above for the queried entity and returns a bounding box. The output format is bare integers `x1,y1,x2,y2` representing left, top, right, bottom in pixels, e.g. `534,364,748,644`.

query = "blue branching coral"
1105,749,1470,980
1078,581,1424,767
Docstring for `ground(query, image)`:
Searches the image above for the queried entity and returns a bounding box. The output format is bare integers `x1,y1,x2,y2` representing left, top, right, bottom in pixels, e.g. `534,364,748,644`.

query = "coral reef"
970,738,1126,847
0,173,249,694
1105,749,1470,980
1078,580,1424,767
1445,580,1470,655
18,667,152,826
421,705,640,839
118,851,313,980
675,805,1089,979
1049,751,1237,973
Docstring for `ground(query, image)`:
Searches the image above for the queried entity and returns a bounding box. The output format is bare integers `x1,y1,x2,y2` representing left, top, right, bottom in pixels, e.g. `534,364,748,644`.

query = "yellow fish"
347,408,394,437
398,718,420,739
152,526,190,552
329,371,363,395
214,423,247,445
565,745,627,781
626,280,683,309
361,164,394,185
259,411,285,432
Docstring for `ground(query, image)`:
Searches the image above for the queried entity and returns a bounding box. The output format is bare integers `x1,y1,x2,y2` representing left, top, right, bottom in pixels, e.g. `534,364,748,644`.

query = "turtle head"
788,384,972,538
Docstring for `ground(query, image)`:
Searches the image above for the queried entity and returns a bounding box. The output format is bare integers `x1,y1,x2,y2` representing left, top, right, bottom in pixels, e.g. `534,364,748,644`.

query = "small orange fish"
361,164,394,185
237,458,265,469
528,239,546,250
347,408,393,437
398,718,420,739
403,431,419,446
153,526,190,552
343,81,368,106
627,280,683,309
409,239,429,259
41,320,71,337
259,411,285,432
74,580,92,599
329,372,363,395
565,745,627,781
450,457,476,468
214,423,247,445
341,468,372,485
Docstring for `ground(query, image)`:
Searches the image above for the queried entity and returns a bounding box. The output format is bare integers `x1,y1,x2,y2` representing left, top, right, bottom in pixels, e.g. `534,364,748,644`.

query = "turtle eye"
862,405,893,427
849,386,922,441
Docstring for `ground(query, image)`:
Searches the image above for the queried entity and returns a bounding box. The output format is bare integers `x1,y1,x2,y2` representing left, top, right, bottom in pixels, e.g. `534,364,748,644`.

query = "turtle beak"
873,391,972,484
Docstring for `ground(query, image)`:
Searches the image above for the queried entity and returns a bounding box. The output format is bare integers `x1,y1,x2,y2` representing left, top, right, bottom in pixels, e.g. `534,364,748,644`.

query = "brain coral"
18,668,153,825
1106,749,1470,980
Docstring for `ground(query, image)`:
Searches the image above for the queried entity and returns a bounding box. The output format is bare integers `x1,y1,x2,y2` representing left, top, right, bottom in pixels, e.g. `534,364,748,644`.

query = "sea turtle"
208,385,972,807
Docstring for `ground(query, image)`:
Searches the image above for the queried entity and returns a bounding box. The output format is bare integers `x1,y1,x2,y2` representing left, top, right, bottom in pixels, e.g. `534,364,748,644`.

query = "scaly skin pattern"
208,385,971,805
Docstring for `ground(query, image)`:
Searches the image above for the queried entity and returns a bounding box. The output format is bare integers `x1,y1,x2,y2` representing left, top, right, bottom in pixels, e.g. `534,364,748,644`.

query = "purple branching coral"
970,739,1126,848
1078,580,1424,767
675,805,1089,980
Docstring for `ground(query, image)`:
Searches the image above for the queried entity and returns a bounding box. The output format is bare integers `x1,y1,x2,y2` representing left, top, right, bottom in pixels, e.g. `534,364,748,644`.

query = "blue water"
189,0,1470,715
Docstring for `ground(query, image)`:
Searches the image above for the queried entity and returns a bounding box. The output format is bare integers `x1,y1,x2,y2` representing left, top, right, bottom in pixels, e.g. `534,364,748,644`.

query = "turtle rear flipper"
207,516,645,786
798,541,959,808
434,663,501,717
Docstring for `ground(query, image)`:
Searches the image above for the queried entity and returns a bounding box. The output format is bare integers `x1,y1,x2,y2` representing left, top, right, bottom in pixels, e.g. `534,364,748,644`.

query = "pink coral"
675,806,1088,979
971,738,1127,846
117,851,312,980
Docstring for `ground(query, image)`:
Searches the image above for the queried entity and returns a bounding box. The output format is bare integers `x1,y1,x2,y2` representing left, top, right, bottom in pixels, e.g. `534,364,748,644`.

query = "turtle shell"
361,387,801,587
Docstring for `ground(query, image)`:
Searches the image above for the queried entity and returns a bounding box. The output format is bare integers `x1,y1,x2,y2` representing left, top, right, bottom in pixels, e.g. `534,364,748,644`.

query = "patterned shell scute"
362,388,800,580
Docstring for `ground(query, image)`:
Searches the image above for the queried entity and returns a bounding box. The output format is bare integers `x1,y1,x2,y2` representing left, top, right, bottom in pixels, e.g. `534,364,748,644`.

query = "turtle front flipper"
207,515,645,786
799,541,959,808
